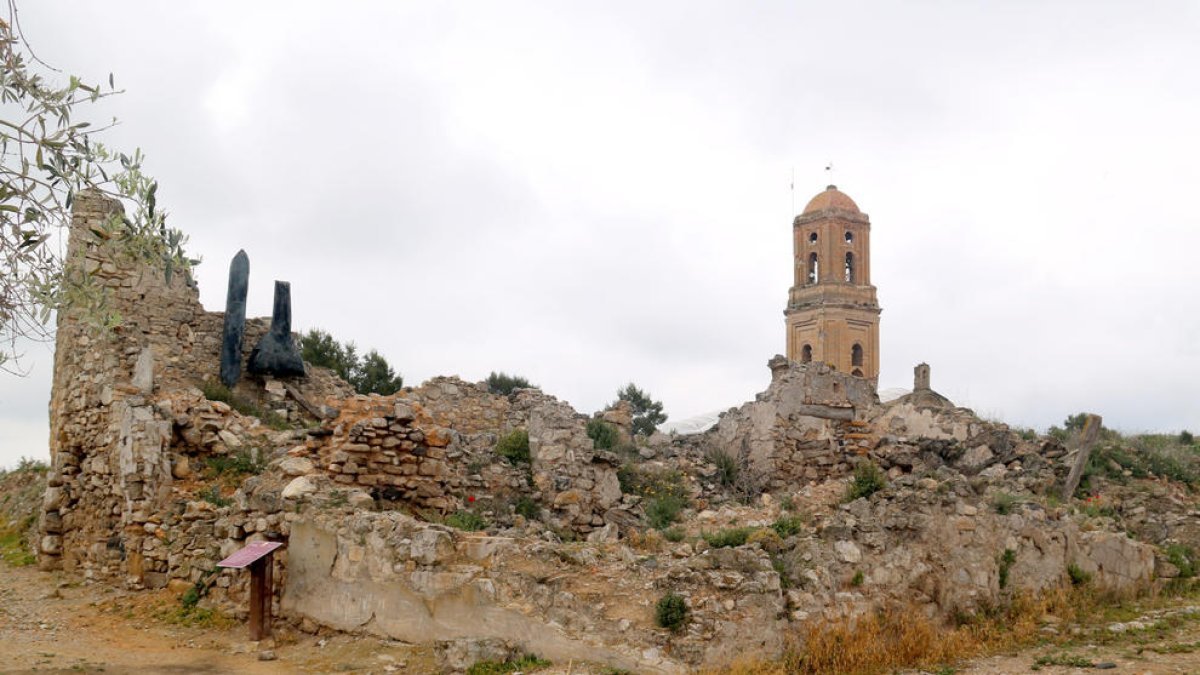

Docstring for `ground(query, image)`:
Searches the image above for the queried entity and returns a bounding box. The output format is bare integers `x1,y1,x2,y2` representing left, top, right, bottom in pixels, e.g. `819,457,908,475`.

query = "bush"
655,592,689,632
200,485,231,508
771,514,806,538
617,465,689,529
845,461,887,501
486,371,535,396
703,526,756,548
850,570,865,586
747,528,784,551
1181,430,1195,445
586,419,620,450
445,510,488,531
1066,562,1091,586
495,429,530,464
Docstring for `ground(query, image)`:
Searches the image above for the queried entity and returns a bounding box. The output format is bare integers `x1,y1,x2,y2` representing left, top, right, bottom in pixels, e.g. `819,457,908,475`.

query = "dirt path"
0,562,436,674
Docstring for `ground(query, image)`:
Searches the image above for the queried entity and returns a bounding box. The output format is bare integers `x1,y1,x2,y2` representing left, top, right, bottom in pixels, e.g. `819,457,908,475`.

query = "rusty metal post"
248,552,274,640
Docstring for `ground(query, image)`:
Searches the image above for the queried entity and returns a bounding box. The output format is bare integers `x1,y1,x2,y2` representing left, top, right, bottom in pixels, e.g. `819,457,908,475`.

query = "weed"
0,527,35,566
780,494,796,511
325,490,349,508
851,570,865,586
772,555,793,590
199,485,231,508
514,496,540,520
1067,562,1091,586
14,457,48,473
992,492,1019,515
998,549,1016,589
205,448,265,479
445,510,488,532
845,461,887,502
466,459,485,476
466,654,551,675
586,419,620,450
655,592,689,632
618,465,689,529
495,429,530,464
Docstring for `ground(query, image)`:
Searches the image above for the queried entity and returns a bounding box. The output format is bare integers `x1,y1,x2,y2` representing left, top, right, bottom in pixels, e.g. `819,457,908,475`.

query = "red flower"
468,496,476,503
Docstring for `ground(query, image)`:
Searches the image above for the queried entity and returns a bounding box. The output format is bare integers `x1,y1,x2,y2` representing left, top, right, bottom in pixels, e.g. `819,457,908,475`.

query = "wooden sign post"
217,541,284,641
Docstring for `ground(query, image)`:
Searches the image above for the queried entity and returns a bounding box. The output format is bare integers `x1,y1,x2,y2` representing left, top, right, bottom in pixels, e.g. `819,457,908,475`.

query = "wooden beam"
1061,414,1102,501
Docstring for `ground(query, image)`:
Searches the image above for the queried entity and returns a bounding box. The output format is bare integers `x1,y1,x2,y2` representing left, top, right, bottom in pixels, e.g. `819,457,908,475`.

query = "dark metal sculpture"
218,250,250,388
247,281,306,378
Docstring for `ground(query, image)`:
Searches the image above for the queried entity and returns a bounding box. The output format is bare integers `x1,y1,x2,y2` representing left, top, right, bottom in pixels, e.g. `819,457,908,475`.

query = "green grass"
1166,544,1196,578
204,448,266,479
705,447,740,487
1067,562,1091,586
514,496,540,520
998,549,1016,589
850,570,865,586
466,654,551,675
662,526,686,542
199,485,231,508
1031,653,1094,670
586,419,620,450
645,495,686,529
992,492,1020,515
0,527,35,566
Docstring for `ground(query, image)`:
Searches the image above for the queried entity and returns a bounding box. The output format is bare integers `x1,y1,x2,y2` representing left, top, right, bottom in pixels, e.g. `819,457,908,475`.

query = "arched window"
852,368,864,377
844,252,855,283
808,232,817,244
851,343,863,367
808,253,819,284
801,344,812,363
845,231,853,243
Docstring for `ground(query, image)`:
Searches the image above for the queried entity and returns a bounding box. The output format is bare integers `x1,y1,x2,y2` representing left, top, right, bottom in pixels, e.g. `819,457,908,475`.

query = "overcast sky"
3,1,1199,468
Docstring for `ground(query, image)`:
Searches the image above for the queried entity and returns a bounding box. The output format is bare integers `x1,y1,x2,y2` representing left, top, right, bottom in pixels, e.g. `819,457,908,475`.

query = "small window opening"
852,368,864,377
801,344,812,363
845,231,853,243
844,252,855,283
851,343,864,367
808,232,817,244
808,253,819,284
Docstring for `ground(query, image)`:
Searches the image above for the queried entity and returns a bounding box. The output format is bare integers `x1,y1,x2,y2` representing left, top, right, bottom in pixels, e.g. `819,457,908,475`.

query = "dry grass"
701,586,1137,675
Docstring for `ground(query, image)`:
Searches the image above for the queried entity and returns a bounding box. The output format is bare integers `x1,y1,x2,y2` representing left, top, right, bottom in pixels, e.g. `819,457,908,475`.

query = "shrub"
705,446,740,487
514,496,540,520
771,514,806,538
586,419,620,450
617,464,689,529
851,570,865,586
1181,430,1195,446
486,371,535,396
845,461,887,502
992,492,1019,515
998,549,1017,589
1066,562,1091,586
495,429,530,464
655,592,689,632
14,457,48,473
704,527,756,548
445,510,488,532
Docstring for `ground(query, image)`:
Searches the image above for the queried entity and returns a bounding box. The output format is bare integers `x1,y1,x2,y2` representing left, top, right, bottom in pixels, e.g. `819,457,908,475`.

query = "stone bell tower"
784,185,881,381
